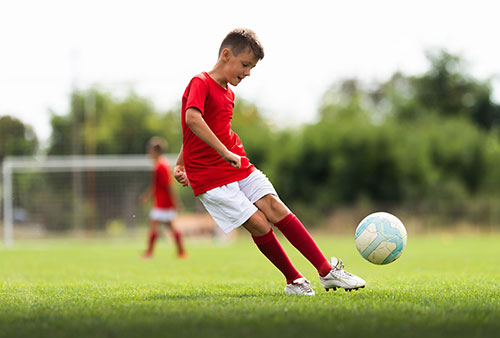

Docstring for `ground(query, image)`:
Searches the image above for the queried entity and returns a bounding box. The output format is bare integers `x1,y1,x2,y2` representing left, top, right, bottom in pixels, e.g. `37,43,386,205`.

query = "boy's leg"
240,172,365,291
255,195,331,277
165,221,186,258
256,194,366,290
244,209,302,284
144,219,159,258
198,180,310,292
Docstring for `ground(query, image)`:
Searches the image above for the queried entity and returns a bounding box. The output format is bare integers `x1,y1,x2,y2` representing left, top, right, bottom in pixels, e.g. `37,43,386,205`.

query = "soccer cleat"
284,277,315,296
141,251,153,259
320,257,366,292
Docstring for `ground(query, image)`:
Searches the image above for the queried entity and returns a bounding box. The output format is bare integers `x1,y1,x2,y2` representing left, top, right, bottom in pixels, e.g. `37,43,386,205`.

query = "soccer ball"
354,212,407,265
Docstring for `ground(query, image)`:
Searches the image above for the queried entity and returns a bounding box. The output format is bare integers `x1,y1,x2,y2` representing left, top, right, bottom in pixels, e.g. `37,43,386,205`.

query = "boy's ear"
220,48,232,62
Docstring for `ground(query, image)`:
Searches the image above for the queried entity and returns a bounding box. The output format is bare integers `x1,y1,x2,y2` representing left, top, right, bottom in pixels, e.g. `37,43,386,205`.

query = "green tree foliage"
376,50,500,129
0,115,38,161
264,51,500,225
48,88,182,156
231,99,275,168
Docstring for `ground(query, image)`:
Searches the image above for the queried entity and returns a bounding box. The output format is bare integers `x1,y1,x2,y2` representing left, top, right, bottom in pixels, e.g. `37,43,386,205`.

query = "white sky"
1,0,499,142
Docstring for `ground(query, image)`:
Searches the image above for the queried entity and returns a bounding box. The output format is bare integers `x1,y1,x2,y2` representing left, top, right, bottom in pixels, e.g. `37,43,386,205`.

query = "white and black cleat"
320,257,366,292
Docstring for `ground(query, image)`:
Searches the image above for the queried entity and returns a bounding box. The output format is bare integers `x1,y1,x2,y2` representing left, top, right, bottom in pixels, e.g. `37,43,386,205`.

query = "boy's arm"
167,172,179,209
174,145,189,187
140,187,152,204
185,108,241,168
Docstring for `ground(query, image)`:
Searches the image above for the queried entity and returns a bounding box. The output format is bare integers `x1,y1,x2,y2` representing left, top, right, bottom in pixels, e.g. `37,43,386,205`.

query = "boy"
174,29,365,295
141,136,186,259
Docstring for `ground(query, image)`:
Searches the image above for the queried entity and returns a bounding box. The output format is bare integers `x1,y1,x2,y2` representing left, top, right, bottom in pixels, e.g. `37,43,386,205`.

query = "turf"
1,232,499,338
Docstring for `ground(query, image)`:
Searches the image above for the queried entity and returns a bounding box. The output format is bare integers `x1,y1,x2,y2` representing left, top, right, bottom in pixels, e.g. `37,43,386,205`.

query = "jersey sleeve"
185,77,208,115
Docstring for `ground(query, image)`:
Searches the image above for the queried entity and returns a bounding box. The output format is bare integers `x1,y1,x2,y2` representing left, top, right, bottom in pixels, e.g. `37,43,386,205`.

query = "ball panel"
381,237,404,264
367,241,396,264
354,219,372,239
354,223,378,253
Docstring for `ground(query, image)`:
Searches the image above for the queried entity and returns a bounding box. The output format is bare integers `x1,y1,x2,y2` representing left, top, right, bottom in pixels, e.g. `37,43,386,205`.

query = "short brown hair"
147,136,167,154
218,28,264,60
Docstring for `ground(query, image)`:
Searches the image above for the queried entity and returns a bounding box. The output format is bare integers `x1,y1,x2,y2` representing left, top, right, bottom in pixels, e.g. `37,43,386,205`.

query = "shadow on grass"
143,290,279,301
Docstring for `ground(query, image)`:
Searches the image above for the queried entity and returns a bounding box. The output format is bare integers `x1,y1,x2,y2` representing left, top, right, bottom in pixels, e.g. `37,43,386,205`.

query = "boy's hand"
174,165,189,187
221,150,241,169
140,193,149,204
140,189,151,204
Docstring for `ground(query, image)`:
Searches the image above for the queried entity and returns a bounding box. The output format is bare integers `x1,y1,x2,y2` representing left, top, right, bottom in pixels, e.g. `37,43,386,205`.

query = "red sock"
275,213,331,277
146,231,159,254
252,229,302,284
173,230,185,255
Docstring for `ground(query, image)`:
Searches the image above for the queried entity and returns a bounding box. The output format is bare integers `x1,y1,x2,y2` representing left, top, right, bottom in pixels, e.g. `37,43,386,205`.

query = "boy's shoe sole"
324,285,365,292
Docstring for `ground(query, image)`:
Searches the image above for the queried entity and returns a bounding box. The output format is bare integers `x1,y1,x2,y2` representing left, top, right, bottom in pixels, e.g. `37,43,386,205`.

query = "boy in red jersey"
142,137,185,259
174,29,365,295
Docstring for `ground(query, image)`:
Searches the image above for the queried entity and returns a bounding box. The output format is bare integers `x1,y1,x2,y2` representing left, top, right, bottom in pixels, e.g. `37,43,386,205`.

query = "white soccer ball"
354,212,407,265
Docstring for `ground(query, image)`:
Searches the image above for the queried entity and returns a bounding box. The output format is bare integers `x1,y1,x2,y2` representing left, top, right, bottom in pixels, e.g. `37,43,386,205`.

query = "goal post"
2,154,180,247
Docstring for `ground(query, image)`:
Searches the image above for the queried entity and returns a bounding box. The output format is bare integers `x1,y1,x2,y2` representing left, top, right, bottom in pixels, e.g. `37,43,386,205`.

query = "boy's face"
222,48,259,86
148,148,161,160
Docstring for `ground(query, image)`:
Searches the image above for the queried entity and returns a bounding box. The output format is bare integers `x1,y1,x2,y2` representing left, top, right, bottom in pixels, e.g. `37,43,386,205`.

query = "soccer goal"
1,154,180,247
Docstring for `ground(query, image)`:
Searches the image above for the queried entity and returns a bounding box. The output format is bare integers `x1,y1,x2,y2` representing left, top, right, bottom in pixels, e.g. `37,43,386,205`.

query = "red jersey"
152,157,175,208
181,72,255,196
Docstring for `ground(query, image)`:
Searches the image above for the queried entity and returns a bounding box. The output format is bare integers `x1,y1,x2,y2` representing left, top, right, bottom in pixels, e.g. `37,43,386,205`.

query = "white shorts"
149,208,177,222
198,170,278,234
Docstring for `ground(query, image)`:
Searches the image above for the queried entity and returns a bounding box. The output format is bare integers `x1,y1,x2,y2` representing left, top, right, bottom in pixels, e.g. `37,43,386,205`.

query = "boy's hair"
218,28,264,60
147,136,167,154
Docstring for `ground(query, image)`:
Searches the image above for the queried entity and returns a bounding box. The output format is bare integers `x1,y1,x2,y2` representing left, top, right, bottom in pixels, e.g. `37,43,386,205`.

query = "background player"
141,136,186,259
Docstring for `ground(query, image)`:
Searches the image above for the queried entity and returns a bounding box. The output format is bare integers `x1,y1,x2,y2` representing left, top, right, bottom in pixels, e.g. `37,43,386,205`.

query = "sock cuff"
286,273,304,285
252,228,276,245
318,260,332,277
274,213,296,230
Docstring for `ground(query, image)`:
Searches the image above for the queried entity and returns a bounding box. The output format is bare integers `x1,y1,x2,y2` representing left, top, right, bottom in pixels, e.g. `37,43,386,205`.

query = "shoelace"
295,279,313,293
334,258,354,277
299,281,313,293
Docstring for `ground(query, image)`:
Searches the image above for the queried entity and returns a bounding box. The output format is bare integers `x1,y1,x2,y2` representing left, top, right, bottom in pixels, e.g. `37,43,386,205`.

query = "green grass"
1,232,499,338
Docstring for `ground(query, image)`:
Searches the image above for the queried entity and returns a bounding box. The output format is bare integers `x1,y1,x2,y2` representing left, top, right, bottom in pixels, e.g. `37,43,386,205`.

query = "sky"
1,0,499,143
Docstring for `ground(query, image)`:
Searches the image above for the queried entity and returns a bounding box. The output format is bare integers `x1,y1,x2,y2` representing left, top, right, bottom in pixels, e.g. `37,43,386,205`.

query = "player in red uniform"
174,29,364,294
141,137,185,259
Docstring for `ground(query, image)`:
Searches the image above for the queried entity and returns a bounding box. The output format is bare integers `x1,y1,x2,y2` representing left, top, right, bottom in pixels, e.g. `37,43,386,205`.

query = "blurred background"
1,0,500,243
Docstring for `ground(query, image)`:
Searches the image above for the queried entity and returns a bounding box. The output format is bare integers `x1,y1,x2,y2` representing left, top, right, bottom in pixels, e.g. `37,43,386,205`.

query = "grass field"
1,232,499,338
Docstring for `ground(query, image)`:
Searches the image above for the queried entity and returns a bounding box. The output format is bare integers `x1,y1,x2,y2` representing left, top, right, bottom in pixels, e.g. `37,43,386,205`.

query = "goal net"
1,154,208,246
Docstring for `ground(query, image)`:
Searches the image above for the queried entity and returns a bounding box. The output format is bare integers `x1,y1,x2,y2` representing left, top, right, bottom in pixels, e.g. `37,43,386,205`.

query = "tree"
231,99,275,168
378,50,500,130
265,50,500,218
48,88,182,155
0,115,38,161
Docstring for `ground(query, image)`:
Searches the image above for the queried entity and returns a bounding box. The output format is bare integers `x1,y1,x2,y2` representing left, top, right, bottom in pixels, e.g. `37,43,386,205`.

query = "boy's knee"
243,210,271,236
256,194,290,224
